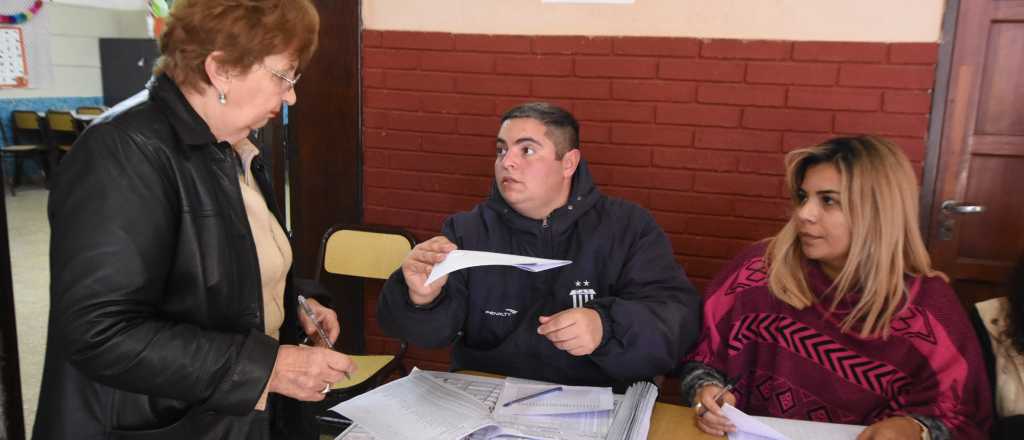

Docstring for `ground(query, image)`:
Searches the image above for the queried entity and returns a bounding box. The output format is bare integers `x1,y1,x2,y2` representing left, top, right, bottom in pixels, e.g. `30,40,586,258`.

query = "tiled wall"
1,96,103,177
358,31,939,399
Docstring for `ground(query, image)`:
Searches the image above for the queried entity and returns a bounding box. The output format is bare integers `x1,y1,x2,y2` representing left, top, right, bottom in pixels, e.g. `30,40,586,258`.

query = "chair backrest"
75,106,105,116
316,225,416,281
12,110,41,130
10,110,45,146
46,111,77,133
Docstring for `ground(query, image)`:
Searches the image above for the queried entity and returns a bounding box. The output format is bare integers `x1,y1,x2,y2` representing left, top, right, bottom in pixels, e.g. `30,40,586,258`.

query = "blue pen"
502,386,563,407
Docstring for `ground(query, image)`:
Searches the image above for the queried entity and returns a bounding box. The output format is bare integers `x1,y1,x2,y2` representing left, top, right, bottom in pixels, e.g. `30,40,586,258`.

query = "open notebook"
329,369,657,440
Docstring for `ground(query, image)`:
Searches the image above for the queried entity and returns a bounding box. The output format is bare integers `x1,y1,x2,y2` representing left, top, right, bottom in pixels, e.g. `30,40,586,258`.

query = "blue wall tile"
0,96,103,178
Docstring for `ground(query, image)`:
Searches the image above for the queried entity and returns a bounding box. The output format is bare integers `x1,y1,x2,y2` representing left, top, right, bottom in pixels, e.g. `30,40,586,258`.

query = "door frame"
1,168,26,440
920,0,961,241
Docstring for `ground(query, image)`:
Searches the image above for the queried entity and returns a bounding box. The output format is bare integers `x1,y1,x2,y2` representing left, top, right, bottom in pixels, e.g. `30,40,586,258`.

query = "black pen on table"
297,294,350,380
697,375,741,417
502,386,563,407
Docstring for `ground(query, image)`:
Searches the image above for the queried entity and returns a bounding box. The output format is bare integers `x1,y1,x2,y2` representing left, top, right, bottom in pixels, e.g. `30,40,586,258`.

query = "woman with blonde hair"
33,1,354,439
681,136,992,439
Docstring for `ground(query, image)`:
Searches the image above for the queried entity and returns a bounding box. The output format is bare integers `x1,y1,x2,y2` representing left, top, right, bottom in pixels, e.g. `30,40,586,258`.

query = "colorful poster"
0,26,28,88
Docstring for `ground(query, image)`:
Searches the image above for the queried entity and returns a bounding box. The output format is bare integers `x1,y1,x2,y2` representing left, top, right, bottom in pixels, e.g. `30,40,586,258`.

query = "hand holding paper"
401,236,458,305
425,250,572,286
694,380,738,436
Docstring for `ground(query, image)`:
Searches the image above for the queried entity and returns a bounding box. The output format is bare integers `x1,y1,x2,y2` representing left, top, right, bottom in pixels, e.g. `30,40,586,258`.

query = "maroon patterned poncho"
687,245,993,438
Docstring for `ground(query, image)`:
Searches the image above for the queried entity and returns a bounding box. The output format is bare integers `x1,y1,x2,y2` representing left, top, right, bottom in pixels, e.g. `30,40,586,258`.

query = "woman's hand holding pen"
268,345,356,402
297,297,339,348
694,383,737,437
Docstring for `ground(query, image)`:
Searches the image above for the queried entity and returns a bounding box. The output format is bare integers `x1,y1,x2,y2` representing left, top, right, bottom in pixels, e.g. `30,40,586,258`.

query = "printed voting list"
330,369,658,440
425,250,572,285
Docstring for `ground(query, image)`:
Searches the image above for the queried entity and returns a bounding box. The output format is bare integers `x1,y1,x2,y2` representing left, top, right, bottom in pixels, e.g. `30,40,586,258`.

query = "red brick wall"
360,30,938,398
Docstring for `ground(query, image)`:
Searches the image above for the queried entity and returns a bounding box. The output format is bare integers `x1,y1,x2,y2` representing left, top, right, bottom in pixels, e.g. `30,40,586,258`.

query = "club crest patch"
569,280,596,307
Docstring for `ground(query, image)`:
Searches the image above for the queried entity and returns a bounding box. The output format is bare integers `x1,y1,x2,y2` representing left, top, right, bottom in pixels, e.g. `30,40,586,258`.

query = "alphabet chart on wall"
0,26,28,88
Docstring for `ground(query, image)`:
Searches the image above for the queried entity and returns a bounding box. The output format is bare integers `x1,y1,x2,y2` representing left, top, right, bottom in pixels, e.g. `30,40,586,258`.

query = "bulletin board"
0,26,28,88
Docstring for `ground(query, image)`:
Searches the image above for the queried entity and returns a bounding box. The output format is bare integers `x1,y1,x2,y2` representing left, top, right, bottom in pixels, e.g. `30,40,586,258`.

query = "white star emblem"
575,280,581,287
583,280,590,287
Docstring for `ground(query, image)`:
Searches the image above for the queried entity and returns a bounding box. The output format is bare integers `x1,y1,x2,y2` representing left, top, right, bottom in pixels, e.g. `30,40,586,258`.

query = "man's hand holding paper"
401,236,458,305
424,249,572,286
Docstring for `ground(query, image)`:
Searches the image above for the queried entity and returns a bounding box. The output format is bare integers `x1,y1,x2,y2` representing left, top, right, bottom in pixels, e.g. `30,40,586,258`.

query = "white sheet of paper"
723,404,865,440
334,424,375,440
723,404,789,440
425,250,571,285
329,372,495,440
494,382,614,416
757,415,865,440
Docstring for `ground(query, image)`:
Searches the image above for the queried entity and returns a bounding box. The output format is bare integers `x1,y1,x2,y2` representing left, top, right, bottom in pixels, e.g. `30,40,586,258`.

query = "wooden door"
929,0,1024,306
291,0,365,352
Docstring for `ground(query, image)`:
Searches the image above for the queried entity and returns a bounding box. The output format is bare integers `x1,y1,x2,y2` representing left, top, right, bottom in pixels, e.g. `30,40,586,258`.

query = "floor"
6,185,49,438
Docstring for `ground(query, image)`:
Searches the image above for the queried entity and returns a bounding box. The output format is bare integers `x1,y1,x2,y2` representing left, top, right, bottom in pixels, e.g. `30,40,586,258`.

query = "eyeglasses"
261,63,301,92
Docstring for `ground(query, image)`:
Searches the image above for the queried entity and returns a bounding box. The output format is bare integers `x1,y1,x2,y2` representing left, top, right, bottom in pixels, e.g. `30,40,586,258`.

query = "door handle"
941,200,985,215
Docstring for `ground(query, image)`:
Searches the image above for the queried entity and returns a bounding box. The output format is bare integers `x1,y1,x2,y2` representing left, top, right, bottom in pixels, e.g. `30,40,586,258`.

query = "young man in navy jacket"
378,103,701,388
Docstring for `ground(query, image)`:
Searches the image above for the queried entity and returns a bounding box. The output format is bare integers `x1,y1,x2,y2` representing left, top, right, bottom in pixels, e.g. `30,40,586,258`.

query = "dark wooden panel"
291,0,363,352
971,135,1024,156
953,279,1006,310
952,259,1015,283
958,155,1024,261
99,39,159,107
975,22,1024,135
992,2,1024,18
0,164,26,440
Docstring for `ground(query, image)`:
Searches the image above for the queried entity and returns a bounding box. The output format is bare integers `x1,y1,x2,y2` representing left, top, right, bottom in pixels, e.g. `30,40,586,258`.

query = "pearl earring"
218,90,227,105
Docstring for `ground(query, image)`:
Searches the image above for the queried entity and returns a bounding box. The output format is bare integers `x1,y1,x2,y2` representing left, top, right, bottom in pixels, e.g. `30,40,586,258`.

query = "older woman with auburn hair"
32,1,354,439
681,136,992,439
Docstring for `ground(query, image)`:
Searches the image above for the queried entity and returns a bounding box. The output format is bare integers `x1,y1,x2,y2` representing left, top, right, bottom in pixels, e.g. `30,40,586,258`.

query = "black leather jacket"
32,75,299,440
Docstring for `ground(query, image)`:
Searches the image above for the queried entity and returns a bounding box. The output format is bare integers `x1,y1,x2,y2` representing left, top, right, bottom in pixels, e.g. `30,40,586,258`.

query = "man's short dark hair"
500,102,580,159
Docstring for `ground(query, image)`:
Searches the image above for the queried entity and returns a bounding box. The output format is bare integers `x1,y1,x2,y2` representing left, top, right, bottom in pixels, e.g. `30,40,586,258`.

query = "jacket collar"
149,74,219,147
486,158,601,233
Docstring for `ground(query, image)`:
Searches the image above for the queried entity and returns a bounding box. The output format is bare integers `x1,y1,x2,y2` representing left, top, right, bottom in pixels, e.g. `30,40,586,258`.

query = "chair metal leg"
35,153,50,189
11,155,22,196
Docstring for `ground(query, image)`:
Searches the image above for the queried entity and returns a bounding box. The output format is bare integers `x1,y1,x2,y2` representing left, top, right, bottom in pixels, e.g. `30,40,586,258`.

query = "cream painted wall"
0,3,149,99
363,0,945,42
54,0,147,10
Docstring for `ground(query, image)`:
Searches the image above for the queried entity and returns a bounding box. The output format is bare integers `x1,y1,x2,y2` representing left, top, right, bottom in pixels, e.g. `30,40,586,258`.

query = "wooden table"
649,401,721,439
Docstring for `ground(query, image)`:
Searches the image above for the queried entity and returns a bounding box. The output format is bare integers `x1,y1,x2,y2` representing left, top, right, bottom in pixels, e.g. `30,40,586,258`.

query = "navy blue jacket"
378,160,701,387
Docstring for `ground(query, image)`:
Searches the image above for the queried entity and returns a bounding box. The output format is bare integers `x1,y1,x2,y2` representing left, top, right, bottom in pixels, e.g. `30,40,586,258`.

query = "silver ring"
321,384,331,394
694,402,704,416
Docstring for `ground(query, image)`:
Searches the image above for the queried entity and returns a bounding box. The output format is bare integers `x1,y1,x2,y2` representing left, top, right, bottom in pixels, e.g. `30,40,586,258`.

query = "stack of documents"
722,404,865,440
329,369,657,440
604,382,658,440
